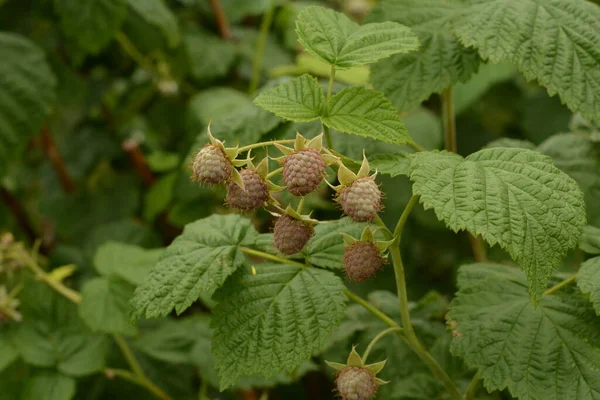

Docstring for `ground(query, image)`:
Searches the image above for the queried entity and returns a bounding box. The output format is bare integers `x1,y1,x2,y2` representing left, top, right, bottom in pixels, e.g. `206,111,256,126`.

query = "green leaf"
54,0,127,53
578,256,600,315
127,0,180,47
302,218,375,269
79,277,137,336
131,214,258,319
0,33,56,177
448,263,600,399
370,0,480,112
253,74,325,122
454,0,600,126
369,152,411,177
0,331,18,372
321,87,412,145
94,241,163,286
14,280,108,376
184,31,237,82
22,371,76,400
580,226,600,255
143,172,177,221
212,264,346,389
295,6,419,69
134,317,201,364
408,148,586,303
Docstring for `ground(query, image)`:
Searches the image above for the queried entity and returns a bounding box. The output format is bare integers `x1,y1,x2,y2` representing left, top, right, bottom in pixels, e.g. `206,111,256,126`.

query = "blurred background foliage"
0,0,599,399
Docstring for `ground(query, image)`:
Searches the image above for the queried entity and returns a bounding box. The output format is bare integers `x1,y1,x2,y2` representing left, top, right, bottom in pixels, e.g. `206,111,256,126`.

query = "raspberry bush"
1,1,600,400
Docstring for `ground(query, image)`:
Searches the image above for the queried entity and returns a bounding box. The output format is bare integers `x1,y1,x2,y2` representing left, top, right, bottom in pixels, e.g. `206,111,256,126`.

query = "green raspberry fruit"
273,215,314,255
225,169,268,211
282,149,326,196
344,242,384,282
192,144,232,184
336,367,378,400
338,177,381,222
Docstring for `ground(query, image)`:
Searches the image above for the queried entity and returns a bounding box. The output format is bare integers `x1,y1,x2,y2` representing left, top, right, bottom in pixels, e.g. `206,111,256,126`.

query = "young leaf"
130,214,258,319
94,241,163,286
454,0,600,126
54,0,127,53
13,280,108,376
408,148,586,304
321,87,413,145
79,277,137,336
212,264,346,390
253,74,325,122
370,0,480,112
448,263,600,399
578,256,600,315
21,371,76,400
295,6,419,69
0,33,56,177
127,0,180,48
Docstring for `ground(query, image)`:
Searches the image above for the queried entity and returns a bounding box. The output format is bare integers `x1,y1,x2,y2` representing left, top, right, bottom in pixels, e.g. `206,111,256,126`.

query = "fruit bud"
273,214,314,255
225,169,269,211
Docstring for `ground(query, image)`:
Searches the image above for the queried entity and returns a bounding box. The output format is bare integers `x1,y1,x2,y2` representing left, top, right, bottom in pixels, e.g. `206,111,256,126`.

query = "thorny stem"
362,327,403,364
19,248,170,400
465,373,481,400
390,196,463,400
239,247,305,267
322,65,336,148
544,274,578,296
296,197,306,214
105,369,172,400
266,167,283,179
209,0,232,40
238,139,296,153
373,215,393,240
249,0,276,94
344,290,405,338
442,85,487,262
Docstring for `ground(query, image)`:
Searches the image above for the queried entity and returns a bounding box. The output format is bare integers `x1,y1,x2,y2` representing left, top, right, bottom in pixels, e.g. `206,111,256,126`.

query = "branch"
41,127,75,193
0,186,37,243
122,139,155,187
209,0,232,40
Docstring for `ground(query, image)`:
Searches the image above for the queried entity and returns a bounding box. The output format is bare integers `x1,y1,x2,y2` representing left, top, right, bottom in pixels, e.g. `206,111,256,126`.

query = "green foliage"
408,148,586,303
126,0,180,48
130,214,257,318
454,0,600,126
578,256,600,315
212,264,346,389
449,263,600,399
0,33,56,177
295,6,419,69
80,277,137,335
581,226,600,255
22,371,76,400
370,0,481,112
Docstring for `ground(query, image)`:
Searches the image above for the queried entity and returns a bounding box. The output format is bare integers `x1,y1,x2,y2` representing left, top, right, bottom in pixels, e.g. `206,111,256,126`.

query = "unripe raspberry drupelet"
192,144,232,185
344,242,384,282
338,177,382,222
335,367,378,400
282,148,326,196
273,215,314,255
225,169,269,211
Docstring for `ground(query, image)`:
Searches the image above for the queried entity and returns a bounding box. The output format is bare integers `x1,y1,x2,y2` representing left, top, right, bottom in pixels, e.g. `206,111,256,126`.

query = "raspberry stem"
238,139,295,153
266,167,283,179
240,247,305,267
361,327,403,364
322,65,336,148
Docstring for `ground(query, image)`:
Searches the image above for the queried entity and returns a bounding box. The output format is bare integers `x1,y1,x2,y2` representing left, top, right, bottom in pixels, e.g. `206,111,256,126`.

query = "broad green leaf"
0,33,56,177
369,152,411,177
295,6,419,69
131,214,258,319
134,317,201,364
79,277,137,335
578,256,600,315
22,371,76,400
94,241,163,286
370,0,480,112
212,264,346,389
54,0,127,53
0,332,18,372
408,148,586,303
302,218,375,269
321,87,412,145
143,172,177,221
253,74,325,122
484,138,537,150
127,0,180,47
184,31,237,82
449,263,600,399
14,280,108,376
537,133,600,227
580,226,600,255
454,0,600,126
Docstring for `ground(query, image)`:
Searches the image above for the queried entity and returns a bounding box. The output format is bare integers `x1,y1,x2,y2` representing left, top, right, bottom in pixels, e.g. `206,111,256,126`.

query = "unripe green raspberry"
336,367,378,400
338,177,381,222
192,144,232,184
225,169,269,211
282,149,326,196
344,242,384,282
273,215,314,255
